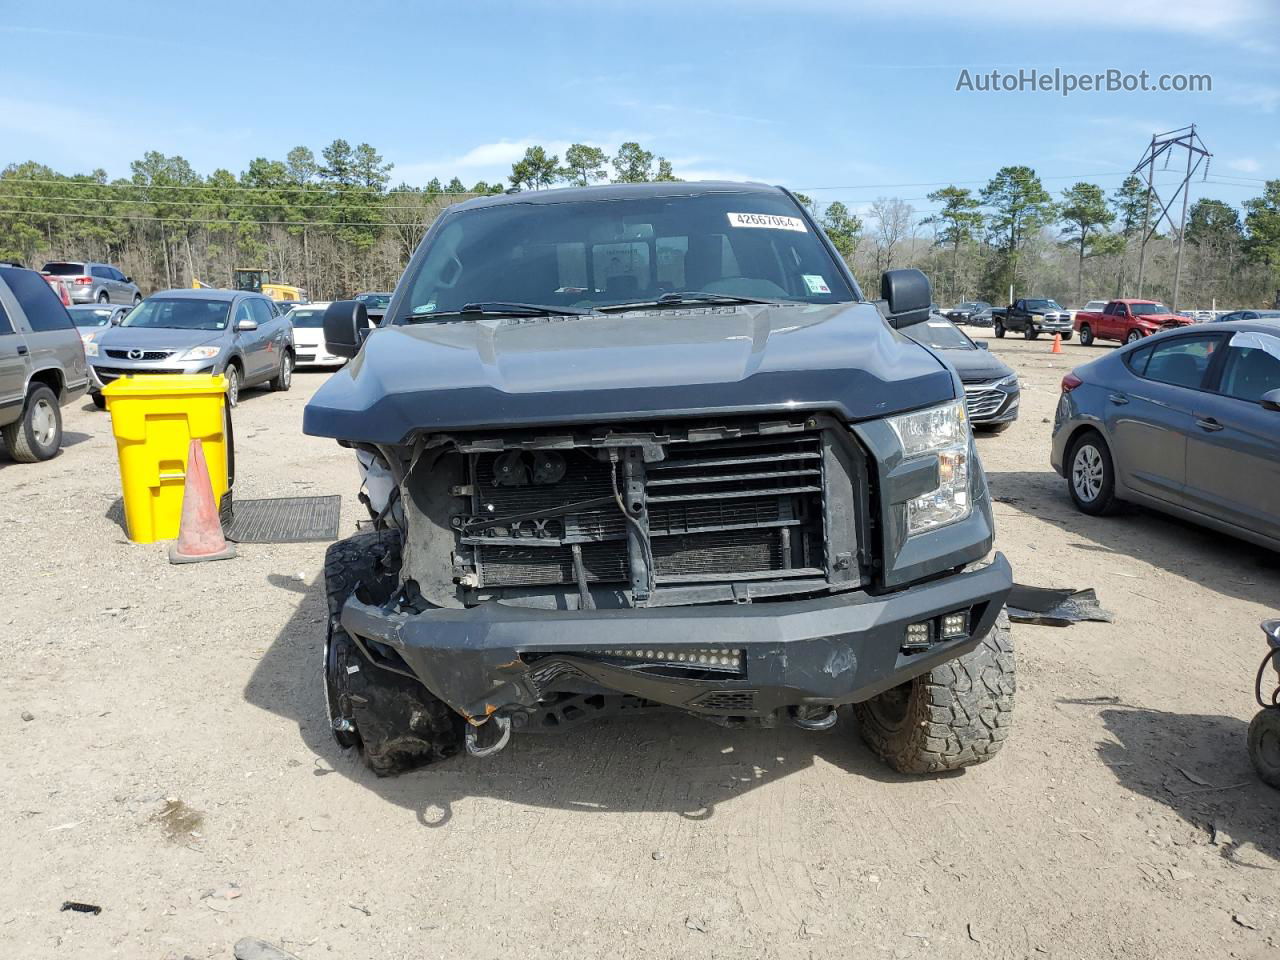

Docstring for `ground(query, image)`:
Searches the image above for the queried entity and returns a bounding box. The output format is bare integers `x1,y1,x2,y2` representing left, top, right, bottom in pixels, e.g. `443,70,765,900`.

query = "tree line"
1,139,1276,309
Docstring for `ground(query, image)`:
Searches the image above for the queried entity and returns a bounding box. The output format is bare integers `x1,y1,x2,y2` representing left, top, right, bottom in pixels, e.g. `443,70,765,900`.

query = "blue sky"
1,0,1276,218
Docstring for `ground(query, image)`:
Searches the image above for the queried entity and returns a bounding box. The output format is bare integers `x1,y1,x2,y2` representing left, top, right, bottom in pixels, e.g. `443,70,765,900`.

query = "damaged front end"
333,413,1010,752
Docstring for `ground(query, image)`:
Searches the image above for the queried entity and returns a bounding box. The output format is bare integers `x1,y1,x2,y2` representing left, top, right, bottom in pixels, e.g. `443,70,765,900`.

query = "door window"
233,301,254,328
1137,335,1222,390
0,300,12,334
249,298,274,325
0,267,74,332
91,265,109,278
1219,333,1280,404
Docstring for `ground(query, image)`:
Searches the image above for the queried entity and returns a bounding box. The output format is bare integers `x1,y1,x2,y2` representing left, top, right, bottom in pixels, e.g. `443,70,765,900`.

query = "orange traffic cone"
1051,333,1063,354
169,439,237,564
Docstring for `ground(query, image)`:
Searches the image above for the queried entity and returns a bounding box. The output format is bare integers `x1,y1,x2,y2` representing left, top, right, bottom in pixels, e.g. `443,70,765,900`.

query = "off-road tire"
2,385,62,462
323,530,461,776
1248,709,1280,789
269,350,293,392
993,321,1005,338
1079,324,1094,346
853,610,1014,774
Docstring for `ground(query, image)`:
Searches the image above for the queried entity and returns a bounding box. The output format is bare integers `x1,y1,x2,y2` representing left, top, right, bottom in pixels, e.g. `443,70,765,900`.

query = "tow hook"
789,705,838,731
464,714,513,757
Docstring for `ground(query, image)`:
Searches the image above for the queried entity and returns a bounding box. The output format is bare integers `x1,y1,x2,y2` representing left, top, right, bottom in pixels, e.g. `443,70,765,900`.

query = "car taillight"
1061,372,1083,393
75,276,93,284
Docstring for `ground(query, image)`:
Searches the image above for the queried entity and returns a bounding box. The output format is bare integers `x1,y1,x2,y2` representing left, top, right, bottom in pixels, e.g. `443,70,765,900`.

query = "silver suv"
0,265,91,462
40,261,142,305
87,289,296,407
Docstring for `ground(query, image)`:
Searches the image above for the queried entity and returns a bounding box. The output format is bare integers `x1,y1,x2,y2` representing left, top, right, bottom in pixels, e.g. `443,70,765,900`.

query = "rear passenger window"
1141,336,1221,390
91,265,109,278
1125,344,1153,374
1,267,74,332
1219,333,1280,404
0,300,12,335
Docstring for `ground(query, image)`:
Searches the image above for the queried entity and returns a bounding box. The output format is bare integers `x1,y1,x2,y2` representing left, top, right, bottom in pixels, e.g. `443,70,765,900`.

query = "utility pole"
1130,125,1211,309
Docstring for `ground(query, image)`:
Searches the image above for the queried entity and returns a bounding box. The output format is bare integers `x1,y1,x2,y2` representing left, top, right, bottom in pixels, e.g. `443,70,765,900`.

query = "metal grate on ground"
223,495,342,544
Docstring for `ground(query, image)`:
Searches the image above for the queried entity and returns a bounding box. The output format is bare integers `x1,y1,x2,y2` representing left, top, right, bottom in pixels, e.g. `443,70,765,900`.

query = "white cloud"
1227,157,1262,173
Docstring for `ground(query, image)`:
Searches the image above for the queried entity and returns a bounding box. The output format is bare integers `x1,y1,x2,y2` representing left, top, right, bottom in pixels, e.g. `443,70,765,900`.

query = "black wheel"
224,363,241,407
1067,430,1121,515
1061,332,1072,341
323,530,462,775
2,384,62,462
993,321,1005,339
854,610,1015,774
1079,324,1094,347
1248,709,1280,789
1126,329,1143,344
91,392,106,410
1025,327,1039,340
269,350,293,392
97,291,109,303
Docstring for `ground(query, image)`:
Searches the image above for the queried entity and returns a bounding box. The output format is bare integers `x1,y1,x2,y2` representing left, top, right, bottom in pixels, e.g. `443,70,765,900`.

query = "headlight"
887,400,972,536
83,339,99,357
992,373,1018,389
177,345,222,361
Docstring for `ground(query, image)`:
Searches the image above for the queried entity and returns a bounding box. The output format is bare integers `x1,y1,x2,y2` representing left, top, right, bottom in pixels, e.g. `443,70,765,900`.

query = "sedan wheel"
97,291,110,303
1068,432,1120,516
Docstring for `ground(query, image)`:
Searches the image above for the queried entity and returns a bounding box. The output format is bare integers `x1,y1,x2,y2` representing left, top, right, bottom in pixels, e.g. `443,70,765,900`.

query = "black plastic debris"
1007,584,1113,627
60,901,102,915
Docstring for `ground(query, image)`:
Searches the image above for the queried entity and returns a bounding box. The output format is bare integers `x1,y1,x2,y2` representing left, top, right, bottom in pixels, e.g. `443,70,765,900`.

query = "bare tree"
867,197,916,275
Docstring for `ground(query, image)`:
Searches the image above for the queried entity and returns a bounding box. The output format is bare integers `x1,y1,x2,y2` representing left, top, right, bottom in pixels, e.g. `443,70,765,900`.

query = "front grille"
105,349,173,361
93,366,186,381
296,353,316,362
963,383,1007,420
468,427,828,590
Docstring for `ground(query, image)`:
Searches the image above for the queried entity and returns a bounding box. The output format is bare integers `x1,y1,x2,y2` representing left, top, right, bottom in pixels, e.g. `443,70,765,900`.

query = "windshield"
1130,302,1171,316
290,308,326,328
1025,299,1063,311
904,319,974,350
42,262,86,276
356,293,392,310
398,191,855,319
121,298,230,331
68,307,114,328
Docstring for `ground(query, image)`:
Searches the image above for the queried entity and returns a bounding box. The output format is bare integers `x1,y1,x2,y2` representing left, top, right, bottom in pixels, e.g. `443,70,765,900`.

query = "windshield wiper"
596,291,787,312
403,301,595,322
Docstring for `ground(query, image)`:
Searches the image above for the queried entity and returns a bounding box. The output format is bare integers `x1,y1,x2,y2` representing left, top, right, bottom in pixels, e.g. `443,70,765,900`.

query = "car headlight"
83,339,99,356
887,400,972,536
177,345,222,361
992,373,1018,389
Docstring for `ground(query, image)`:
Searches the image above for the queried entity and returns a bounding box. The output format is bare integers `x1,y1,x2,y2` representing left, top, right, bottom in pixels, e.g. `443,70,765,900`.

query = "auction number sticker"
727,212,808,232
802,274,830,294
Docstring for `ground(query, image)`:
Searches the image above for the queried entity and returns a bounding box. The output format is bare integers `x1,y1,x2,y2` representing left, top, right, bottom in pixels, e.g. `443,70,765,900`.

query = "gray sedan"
1051,319,1280,550
86,288,295,408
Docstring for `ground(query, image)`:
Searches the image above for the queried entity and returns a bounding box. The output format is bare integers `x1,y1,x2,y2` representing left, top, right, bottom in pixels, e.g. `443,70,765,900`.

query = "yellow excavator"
192,268,307,303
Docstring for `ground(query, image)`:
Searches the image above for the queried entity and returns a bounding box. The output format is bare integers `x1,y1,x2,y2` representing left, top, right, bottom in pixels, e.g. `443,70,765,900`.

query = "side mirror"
1261,388,1280,412
235,318,259,332
124,276,133,284
977,341,989,351
323,300,370,359
878,268,931,329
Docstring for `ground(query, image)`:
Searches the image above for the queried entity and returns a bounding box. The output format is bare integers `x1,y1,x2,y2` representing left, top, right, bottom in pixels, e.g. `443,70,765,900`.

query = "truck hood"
302,302,956,443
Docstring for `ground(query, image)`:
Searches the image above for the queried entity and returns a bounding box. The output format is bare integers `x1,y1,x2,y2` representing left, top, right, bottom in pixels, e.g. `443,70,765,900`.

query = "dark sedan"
903,316,1020,431
1051,320,1280,550
1216,309,1280,323
943,300,992,325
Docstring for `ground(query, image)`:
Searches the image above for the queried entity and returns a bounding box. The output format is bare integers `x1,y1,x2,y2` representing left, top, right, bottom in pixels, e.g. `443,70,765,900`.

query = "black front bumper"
340,553,1013,721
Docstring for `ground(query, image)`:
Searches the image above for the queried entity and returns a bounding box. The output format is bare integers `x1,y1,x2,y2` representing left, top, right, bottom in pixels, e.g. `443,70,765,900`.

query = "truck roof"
449,180,784,212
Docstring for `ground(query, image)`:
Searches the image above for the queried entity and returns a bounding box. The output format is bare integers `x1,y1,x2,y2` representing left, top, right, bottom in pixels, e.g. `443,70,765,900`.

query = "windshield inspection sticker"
802,274,831,294
727,212,808,232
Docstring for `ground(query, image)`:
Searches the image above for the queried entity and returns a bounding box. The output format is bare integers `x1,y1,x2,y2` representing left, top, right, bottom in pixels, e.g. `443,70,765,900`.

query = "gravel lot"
4,331,1278,960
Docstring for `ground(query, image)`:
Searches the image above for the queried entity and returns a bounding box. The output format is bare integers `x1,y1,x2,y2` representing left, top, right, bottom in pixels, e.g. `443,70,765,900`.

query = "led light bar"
941,611,969,639
586,647,745,668
904,621,932,649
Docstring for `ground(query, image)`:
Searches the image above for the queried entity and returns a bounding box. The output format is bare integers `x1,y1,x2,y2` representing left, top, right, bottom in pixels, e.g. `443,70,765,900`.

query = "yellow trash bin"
102,374,231,543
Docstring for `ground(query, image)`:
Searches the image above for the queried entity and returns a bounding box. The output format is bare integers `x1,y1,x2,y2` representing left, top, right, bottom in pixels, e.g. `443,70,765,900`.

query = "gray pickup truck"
304,182,1015,777
0,265,90,462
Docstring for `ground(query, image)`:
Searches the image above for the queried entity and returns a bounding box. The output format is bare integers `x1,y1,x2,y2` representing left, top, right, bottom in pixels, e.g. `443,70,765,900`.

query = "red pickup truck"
1073,298,1193,346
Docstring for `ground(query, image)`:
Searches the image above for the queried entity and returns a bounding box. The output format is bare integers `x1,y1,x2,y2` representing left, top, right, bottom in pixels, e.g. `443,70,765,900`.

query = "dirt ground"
4,329,1278,960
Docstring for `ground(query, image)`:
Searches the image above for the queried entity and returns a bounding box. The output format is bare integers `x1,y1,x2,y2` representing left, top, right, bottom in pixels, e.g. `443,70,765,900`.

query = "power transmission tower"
1132,125,1211,309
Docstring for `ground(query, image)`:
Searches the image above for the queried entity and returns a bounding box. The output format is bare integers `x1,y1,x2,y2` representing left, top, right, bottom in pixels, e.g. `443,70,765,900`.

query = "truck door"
1185,331,1280,541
